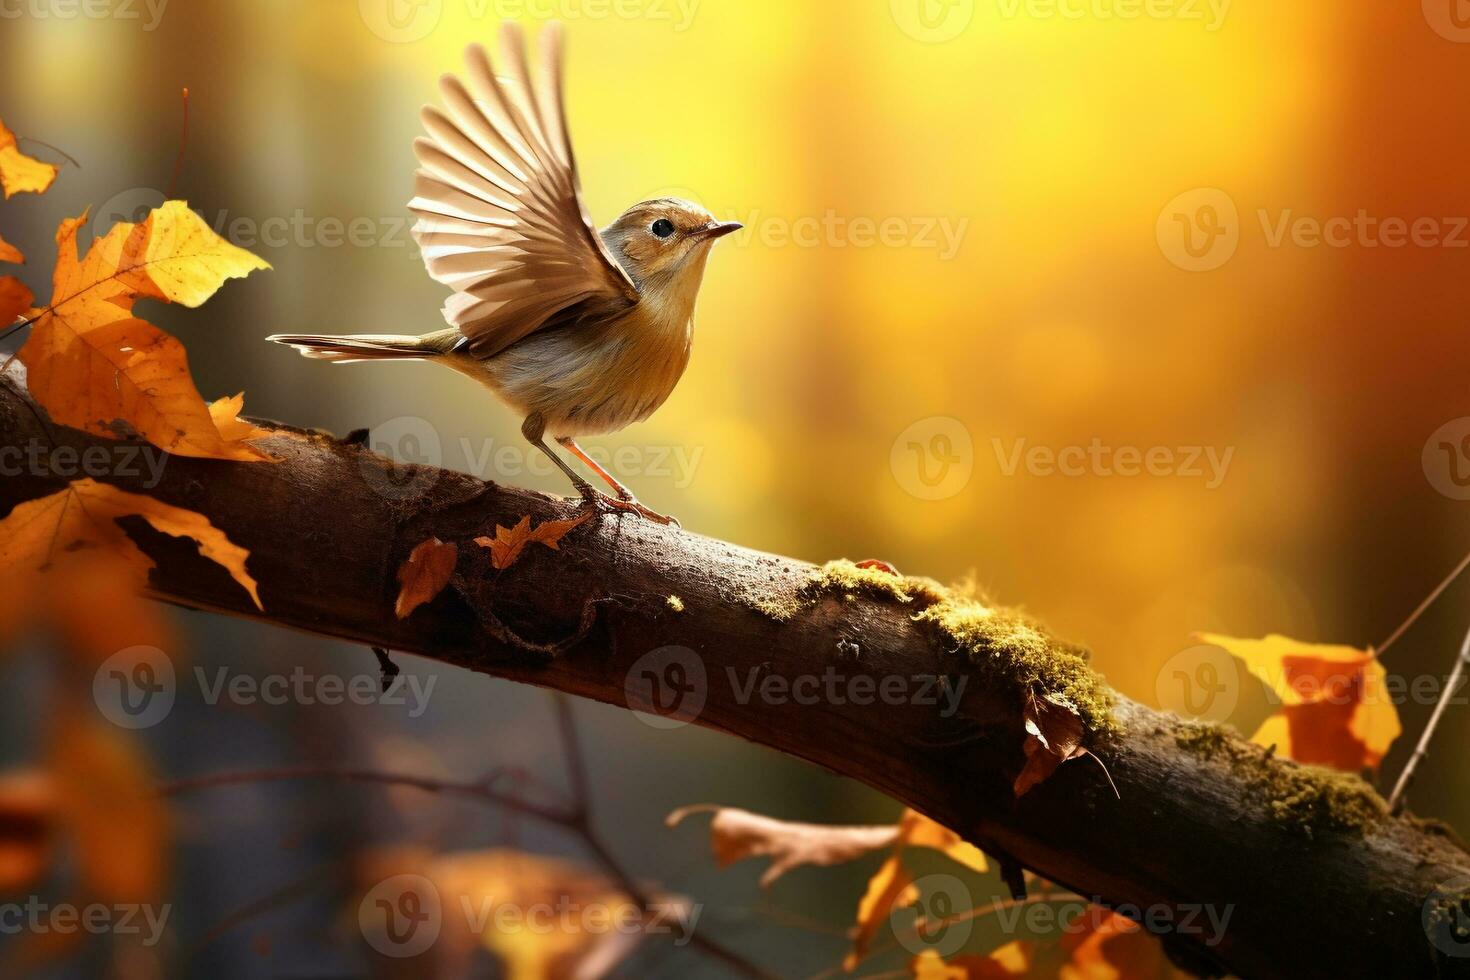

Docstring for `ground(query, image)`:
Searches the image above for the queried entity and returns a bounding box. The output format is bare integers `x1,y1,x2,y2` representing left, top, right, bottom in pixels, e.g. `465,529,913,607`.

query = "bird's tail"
266,330,459,364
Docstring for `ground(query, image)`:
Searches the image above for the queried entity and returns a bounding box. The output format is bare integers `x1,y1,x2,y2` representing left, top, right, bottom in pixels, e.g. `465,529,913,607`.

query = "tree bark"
3,373,1468,980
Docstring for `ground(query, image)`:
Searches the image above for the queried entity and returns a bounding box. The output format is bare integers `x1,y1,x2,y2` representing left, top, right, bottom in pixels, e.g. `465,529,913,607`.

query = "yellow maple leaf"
17,206,272,461
1193,632,1401,771
474,511,592,570
0,119,58,198
0,478,261,610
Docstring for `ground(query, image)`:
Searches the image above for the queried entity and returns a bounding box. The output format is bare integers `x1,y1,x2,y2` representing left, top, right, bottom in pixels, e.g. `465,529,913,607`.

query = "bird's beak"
694,220,743,241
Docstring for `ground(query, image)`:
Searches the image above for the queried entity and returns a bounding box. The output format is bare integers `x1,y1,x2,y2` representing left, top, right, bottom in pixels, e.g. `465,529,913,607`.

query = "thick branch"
3,376,1467,980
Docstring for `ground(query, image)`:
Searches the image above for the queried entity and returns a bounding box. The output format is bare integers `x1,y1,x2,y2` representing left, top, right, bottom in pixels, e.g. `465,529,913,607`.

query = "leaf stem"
1387,620,1470,814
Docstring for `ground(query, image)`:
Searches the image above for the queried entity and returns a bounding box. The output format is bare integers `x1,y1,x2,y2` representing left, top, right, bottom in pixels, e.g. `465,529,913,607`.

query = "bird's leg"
556,435,679,527
521,413,599,500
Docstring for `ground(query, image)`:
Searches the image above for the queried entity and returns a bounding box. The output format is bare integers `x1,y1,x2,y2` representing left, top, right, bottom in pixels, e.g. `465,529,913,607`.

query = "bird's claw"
577,489,680,527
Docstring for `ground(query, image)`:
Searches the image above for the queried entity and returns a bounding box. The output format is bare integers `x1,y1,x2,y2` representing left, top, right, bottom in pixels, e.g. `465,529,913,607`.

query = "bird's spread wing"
409,24,638,357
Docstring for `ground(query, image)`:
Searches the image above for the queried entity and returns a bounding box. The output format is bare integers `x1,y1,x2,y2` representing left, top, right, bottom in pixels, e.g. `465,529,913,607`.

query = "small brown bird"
269,23,738,525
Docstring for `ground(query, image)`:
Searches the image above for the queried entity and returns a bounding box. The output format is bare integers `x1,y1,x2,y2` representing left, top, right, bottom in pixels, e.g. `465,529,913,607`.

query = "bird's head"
603,198,741,297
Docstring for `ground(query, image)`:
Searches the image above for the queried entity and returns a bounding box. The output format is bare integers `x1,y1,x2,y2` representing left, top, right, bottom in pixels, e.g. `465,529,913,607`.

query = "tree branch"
3,373,1468,979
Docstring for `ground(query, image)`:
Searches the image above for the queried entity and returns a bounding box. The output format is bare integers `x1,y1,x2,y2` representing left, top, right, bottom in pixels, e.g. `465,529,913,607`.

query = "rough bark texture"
3,374,1469,980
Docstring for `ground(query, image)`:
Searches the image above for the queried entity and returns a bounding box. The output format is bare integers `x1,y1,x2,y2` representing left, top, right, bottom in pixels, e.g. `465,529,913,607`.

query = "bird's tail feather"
266,332,454,364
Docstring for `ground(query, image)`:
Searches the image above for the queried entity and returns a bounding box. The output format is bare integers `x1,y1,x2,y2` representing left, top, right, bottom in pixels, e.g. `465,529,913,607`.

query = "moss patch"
746,560,1116,736
1174,721,1387,837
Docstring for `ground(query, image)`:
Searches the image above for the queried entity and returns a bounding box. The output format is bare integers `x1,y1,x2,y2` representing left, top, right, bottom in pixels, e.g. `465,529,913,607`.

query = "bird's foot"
577,488,680,527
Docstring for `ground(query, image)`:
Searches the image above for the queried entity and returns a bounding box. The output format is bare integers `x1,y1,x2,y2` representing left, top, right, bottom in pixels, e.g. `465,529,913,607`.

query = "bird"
268,22,739,526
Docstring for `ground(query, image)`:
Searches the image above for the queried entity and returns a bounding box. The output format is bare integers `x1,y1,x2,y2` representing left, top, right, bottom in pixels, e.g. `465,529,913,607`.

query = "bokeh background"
3,0,1470,976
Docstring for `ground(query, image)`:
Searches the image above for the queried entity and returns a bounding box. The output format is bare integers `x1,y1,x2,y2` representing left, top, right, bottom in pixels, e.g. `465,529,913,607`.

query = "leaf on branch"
0,478,261,610
474,511,592,570
395,537,458,619
17,203,273,461
1014,691,1088,797
0,119,58,198
1194,632,1401,772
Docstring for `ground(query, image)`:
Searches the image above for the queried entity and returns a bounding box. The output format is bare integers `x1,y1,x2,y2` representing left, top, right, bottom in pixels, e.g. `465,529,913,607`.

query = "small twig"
371,645,399,693
553,693,591,820
1377,545,1470,658
1388,621,1470,814
16,136,79,169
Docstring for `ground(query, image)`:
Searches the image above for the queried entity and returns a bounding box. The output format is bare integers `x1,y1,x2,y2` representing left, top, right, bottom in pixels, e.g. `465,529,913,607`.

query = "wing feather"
409,23,637,357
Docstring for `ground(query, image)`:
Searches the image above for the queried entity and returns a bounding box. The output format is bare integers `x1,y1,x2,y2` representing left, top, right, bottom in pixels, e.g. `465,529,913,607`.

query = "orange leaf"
17,204,271,461
0,275,31,326
0,770,55,894
0,478,261,610
395,537,458,618
666,804,902,888
0,231,21,265
208,392,274,444
50,706,168,902
474,511,592,570
0,119,58,198
1194,632,1401,771
911,944,1036,978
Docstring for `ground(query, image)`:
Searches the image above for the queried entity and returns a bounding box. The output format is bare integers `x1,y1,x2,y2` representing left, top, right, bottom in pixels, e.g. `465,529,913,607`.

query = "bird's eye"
651,218,675,239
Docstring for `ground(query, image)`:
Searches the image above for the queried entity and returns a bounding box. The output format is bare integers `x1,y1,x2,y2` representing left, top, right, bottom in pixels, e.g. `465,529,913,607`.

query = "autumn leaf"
0,119,58,198
1194,632,1401,771
911,944,1035,978
474,511,592,570
0,232,22,265
0,770,55,894
395,537,458,618
0,478,261,610
1014,691,1088,797
0,275,31,326
17,203,272,461
50,705,169,903
208,392,273,444
666,804,904,887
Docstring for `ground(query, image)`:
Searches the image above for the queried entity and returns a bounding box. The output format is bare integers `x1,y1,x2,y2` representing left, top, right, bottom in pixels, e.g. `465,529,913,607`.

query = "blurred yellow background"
4,0,1470,971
